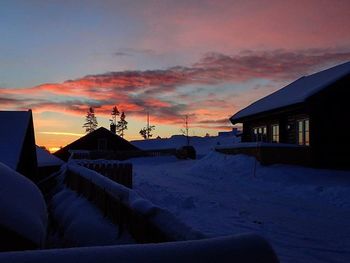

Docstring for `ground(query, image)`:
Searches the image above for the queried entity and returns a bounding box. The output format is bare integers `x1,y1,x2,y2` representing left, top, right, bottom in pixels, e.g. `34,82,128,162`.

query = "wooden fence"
70,149,178,161
64,169,172,243
76,162,133,189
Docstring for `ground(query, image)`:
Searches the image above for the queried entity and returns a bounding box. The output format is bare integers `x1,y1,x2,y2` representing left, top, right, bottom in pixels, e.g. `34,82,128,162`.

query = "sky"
1,0,350,151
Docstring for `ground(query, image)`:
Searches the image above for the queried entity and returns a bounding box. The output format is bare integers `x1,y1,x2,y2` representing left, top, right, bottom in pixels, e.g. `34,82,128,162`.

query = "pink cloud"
1,48,349,126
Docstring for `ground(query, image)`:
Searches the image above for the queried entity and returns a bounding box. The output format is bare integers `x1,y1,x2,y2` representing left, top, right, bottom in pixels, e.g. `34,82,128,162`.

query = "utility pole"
185,115,189,146
147,112,150,139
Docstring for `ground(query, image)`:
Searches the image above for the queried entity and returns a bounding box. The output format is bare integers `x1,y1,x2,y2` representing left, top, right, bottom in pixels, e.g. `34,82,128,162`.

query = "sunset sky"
1,0,350,151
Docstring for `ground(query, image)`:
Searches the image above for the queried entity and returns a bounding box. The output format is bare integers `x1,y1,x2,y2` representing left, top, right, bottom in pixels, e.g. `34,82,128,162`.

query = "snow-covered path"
130,153,350,263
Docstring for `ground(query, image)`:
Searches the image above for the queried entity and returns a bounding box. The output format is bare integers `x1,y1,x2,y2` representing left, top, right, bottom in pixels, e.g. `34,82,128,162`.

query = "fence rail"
76,161,133,189
64,169,173,243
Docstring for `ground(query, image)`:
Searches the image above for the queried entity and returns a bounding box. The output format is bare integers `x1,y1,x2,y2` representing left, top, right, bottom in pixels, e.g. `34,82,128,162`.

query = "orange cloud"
1,48,350,127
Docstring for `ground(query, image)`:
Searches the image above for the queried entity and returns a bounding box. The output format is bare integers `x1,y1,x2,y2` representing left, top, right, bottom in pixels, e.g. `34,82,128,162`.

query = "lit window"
297,119,310,146
252,126,267,142
271,124,279,143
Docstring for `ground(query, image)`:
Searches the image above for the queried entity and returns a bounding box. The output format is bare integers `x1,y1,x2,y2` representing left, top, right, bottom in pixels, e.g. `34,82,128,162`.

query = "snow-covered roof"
0,162,47,246
231,61,350,122
0,111,31,170
36,146,64,167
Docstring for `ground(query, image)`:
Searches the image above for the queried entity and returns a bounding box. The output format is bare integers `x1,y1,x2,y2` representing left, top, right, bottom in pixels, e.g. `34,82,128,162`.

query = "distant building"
230,61,350,169
0,110,37,180
218,128,240,137
54,127,139,161
36,146,64,181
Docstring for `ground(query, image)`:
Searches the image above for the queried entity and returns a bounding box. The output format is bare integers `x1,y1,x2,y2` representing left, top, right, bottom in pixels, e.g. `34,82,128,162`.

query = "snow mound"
51,187,134,246
0,162,47,246
132,134,239,156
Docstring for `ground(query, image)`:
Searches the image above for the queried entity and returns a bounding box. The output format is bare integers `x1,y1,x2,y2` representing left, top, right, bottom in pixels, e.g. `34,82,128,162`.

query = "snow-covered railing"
73,160,132,188
69,149,178,161
0,234,279,263
62,164,204,243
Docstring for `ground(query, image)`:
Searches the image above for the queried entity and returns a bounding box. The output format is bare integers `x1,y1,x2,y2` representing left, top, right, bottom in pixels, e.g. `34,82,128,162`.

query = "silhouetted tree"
83,107,98,133
110,106,120,125
139,112,155,139
116,111,128,137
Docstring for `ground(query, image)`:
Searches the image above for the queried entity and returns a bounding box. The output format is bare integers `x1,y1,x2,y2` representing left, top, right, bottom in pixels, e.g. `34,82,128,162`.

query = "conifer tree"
83,107,98,133
110,106,120,125
116,111,128,138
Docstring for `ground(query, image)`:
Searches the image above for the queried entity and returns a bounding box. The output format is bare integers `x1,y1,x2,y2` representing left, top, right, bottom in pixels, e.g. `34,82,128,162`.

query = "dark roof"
54,127,139,161
0,110,32,170
230,61,350,123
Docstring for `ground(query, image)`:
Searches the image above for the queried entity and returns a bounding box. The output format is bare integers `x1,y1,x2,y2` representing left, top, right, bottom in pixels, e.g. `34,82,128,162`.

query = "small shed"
54,127,139,161
230,61,350,169
0,110,37,180
36,146,64,181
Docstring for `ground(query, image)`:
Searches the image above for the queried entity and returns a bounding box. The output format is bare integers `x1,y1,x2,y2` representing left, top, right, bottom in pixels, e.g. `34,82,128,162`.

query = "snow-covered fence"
63,164,204,243
74,160,132,188
0,234,279,263
70,149,178,160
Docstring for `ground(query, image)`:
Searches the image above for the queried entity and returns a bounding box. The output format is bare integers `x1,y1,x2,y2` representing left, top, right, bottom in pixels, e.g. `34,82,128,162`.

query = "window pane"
305,130,310,146
305,119,309,131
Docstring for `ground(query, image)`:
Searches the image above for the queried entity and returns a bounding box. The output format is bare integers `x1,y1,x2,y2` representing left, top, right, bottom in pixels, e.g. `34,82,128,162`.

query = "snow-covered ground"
132,134,240,156
129,151,350,263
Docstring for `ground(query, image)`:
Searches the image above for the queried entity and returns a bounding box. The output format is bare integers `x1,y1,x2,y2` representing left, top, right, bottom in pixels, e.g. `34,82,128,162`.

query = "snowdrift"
0,162,47,249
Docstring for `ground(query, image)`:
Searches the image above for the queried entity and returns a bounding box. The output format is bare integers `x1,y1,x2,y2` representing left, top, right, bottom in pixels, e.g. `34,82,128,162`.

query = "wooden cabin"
54,127,139,161
230,61,350,169
0,110,38,180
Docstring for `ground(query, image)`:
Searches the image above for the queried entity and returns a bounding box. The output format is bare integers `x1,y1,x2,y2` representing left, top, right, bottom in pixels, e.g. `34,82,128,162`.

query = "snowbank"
130,151,350,263
51,187,134,247
0,234,278,263
0,162,47,246
132,134,239,156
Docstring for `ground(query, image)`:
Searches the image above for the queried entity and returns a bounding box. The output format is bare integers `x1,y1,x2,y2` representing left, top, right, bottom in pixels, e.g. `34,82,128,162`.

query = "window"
271,124,279,143
252,126,267,142
297,119,309,146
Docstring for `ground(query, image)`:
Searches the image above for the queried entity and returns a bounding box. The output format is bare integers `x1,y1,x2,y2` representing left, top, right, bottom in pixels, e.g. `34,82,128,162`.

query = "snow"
0,162,47,246
0,111,31,170
50,187,134,247
215,142,302,149
231,61,350,122
57,162,204,241
0,234,278,263
36,146,64,167
129,151,350,263
132,134,240,156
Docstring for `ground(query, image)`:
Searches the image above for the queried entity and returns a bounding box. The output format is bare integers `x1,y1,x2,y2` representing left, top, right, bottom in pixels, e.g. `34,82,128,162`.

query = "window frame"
271,124,279,143
297,118,310,146
252,125,267,142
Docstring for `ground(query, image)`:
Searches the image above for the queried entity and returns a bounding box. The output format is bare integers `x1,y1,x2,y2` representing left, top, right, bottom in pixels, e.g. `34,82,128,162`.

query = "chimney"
110,123,116,134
